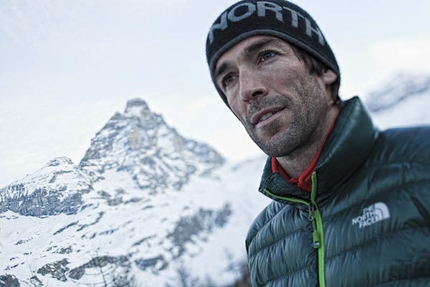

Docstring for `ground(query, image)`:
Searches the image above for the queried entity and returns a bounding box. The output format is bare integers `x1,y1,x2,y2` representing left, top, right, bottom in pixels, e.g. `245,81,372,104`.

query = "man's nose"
239,70,268,102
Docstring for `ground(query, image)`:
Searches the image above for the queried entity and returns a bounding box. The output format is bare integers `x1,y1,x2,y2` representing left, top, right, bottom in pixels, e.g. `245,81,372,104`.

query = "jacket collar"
258,96,379,203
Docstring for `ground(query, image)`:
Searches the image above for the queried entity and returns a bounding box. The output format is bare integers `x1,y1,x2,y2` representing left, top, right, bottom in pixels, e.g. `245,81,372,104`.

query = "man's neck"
276,107,339,178
276,141,321,178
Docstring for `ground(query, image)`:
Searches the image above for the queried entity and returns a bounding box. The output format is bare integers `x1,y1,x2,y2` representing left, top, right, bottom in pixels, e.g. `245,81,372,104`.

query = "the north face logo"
352,202,390,229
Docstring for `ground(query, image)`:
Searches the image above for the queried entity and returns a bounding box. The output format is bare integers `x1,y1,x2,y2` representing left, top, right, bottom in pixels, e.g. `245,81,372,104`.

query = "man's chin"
251,131,293,156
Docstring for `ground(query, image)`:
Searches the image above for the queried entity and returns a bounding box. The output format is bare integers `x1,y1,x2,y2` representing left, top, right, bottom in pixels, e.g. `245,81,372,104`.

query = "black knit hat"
206,0,340,105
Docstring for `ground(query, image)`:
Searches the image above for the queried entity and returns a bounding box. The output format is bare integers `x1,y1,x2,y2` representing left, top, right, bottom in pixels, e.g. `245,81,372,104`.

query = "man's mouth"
251,108,284,125
259,112,275,122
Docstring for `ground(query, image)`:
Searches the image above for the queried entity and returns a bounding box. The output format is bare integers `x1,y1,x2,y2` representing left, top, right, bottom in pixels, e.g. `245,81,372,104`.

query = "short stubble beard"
243,76,333,159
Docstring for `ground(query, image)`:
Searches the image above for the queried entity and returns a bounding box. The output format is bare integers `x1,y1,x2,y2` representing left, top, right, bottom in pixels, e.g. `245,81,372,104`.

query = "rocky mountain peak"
125,97,150,110
79,98,225,191
123,98,153,121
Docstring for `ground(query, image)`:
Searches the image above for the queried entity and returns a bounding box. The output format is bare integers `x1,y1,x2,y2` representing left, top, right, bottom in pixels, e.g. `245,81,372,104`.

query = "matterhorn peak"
126,98,148,108
124,98,151,117
80,98,224,192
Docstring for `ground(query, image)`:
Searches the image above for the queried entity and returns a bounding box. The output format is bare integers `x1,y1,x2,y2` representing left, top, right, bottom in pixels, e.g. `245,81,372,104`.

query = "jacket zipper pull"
309,203,321,249
312,224,321,249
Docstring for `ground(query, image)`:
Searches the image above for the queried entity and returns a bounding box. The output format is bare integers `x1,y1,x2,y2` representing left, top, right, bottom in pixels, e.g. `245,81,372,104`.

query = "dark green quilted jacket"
245,96,430,287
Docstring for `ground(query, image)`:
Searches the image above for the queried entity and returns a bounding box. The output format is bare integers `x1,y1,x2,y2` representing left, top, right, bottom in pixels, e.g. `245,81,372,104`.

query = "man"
205,0,430,286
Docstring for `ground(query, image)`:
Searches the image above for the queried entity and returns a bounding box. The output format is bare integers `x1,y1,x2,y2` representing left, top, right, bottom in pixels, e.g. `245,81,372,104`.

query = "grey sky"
1,0,429,187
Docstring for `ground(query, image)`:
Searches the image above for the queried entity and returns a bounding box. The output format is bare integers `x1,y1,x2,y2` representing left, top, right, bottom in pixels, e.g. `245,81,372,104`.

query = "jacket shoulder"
373,126,430,163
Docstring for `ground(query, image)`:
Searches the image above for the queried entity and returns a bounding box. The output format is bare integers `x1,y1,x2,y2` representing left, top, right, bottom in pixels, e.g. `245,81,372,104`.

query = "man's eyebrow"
214,38,283,81
243,38,280,57
214,62,229,82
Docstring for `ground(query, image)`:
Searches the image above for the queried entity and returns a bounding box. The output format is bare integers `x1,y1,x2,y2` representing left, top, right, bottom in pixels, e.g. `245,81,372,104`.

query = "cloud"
371,38,430,72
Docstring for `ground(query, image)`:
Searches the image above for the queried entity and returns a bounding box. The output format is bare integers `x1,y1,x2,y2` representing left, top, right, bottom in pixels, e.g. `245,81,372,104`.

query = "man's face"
214,35,338,157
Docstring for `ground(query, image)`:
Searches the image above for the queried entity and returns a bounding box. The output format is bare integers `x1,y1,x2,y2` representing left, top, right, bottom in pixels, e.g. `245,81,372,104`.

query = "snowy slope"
0,158,269,286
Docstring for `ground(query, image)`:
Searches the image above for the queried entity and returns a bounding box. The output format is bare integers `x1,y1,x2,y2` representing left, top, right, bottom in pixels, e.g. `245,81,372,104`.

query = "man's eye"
222,74,237,88
261,51,276,62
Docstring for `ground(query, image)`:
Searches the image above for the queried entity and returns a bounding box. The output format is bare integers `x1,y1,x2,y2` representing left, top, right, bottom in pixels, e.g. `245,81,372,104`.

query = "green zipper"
264,171,326,287
311,172,325,287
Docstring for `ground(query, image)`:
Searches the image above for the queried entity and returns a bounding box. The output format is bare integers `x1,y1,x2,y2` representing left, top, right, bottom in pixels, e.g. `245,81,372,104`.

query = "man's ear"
322,69,339,104
322,69,337,85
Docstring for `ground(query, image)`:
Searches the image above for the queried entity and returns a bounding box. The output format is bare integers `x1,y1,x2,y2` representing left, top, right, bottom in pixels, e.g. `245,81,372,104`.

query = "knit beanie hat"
206,0,340,106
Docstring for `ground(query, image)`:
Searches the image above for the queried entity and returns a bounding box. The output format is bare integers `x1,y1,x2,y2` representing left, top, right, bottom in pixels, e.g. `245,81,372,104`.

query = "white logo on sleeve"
352,202,390,229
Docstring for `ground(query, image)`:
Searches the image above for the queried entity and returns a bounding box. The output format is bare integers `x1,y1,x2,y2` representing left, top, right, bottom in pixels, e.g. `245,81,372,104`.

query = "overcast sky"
1,0,430,187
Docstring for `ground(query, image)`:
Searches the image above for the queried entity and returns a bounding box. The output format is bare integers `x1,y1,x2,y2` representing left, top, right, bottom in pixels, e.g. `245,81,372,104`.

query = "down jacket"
245,96,430,286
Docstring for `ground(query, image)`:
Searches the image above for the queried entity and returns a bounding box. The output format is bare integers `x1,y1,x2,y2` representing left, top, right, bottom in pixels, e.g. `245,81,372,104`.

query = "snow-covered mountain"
1,72,430,287
79,98,225,193
363,72,430,128
0,98,269,287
